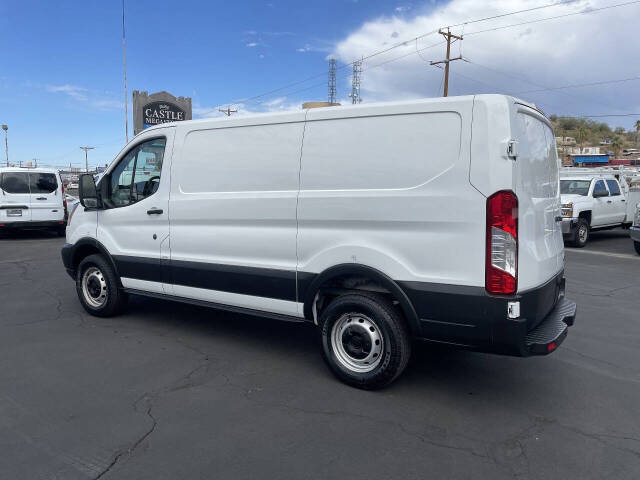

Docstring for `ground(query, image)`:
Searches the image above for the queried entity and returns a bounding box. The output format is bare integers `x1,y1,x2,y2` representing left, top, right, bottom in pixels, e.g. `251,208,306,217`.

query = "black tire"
76,254,128,317
319,293,411,390
56,226,66,237
569,218,589,248
634,241,640,256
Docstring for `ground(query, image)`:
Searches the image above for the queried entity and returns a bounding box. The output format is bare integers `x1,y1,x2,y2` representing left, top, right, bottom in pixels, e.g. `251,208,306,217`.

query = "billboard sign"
133,91,192,135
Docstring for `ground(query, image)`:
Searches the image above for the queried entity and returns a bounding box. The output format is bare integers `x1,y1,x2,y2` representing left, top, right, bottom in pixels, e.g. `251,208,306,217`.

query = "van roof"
138,94,540,134
0,167,59,174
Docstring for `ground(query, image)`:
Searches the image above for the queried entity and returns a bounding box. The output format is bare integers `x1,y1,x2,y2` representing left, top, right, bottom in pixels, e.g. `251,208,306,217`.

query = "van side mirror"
79,174,102,209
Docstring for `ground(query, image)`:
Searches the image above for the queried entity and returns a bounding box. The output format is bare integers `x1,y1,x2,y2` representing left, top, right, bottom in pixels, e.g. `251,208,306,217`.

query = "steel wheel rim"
578,224,588,243
81,266,108,308
331,313,384,373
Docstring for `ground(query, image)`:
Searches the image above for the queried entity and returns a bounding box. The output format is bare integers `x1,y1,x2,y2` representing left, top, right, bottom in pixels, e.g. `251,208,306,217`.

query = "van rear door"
29,172,63,223
513,105,564,291
0,171,32,222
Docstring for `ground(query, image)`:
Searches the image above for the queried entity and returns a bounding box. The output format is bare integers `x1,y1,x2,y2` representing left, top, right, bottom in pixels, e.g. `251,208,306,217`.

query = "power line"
447,0,582,28
516,74,640,94
462,59,633,113
465,0,640,36
201,0,640,115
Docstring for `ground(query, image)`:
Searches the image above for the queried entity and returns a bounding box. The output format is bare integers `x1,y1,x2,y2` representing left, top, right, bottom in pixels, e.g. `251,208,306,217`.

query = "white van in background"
0,167,66,237
62,95,576,389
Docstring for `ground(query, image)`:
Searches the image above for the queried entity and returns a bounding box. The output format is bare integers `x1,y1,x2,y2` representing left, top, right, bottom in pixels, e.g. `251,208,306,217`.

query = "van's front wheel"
319,293,411,389
76,254,127,317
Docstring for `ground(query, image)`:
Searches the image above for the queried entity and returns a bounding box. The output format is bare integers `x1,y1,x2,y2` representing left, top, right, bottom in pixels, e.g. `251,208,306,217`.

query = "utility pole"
348,59,362,104
80,146,95,172
430,28,463,97
2,124,8,166
328,58,337,104
122,0,129,143
218,106,238,116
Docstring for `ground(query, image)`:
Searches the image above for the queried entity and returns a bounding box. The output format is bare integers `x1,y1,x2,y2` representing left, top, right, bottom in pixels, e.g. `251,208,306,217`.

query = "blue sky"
1,0,639,168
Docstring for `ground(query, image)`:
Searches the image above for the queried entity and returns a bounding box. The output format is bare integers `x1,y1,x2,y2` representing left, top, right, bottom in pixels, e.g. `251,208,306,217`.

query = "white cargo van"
62,95,576,389
0,167,66,236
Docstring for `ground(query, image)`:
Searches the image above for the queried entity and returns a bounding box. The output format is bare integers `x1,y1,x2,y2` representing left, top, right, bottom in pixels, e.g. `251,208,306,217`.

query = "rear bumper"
630,226,640,242
403,271,576,357
0,220,66,230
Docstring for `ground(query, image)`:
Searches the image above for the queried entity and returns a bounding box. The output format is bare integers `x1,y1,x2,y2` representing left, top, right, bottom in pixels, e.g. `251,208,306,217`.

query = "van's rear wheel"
634,241,640,256
76,254,127,317
570,218,589,248
319,293,411,389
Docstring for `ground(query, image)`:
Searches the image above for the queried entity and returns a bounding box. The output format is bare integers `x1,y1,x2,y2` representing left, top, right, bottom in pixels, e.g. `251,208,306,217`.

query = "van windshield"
560,180,590,196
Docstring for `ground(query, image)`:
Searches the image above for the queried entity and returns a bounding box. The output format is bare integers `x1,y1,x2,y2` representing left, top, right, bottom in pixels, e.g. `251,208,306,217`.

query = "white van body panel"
96,128,175,294
168,112,306,314
299,98,486,287
469,96,564,291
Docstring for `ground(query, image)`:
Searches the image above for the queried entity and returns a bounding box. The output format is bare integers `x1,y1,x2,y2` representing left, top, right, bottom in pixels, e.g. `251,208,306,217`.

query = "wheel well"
70,240,122,286
303,266,419,335
579,210,591,225
72,244,101,271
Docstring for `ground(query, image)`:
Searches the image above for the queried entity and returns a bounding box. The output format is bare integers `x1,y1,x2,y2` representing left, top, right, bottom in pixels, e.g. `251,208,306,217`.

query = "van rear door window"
29,173,58,193
1,172,30,194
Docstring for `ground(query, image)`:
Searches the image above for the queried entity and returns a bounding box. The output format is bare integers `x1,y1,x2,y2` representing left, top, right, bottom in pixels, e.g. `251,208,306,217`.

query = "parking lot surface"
1,229,638,479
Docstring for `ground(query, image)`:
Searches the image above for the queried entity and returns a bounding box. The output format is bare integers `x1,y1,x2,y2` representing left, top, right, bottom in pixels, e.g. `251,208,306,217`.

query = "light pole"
2,124,7,166
80,146,95,172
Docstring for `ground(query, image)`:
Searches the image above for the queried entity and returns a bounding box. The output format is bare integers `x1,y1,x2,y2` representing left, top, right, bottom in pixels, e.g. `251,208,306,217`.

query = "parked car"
560,174,633,247
62,95,576,389
631,202,640,255
0,167,66,237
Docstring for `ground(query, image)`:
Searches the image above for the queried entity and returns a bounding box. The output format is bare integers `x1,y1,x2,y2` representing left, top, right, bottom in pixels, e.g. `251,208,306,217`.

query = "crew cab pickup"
560,173,632,247
631,201,640,255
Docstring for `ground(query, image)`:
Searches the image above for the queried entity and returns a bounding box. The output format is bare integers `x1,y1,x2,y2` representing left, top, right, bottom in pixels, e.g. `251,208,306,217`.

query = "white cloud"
193,96,303,119
45,84,122,110
331,0,640,125
46,84,88,101
246,42,259,48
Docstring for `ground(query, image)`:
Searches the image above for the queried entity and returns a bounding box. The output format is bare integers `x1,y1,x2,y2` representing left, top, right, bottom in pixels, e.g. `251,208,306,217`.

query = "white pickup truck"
631,201,640,255
560,173,638,247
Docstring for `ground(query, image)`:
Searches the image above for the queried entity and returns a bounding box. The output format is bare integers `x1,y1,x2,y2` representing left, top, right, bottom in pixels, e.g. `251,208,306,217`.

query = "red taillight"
485,190,518,295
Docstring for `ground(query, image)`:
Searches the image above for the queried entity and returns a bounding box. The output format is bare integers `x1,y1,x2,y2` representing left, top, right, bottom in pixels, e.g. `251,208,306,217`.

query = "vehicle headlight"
561,202,574,218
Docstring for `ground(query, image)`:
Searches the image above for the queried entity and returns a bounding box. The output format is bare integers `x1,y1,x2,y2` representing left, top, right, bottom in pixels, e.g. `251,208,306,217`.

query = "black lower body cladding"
400,271,574,356
61,241,575,356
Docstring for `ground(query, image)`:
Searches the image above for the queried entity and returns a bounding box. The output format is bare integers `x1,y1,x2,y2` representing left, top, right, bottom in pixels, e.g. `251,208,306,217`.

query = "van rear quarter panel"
470,95,564,292
298,98,485,288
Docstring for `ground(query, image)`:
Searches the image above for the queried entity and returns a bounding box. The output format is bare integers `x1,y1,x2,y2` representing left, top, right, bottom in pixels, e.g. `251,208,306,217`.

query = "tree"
611,136,623,158
635,120,640,147
576,126,588,149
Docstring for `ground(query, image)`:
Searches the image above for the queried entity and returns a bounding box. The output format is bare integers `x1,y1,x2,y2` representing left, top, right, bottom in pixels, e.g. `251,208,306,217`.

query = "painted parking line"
565,249,640,260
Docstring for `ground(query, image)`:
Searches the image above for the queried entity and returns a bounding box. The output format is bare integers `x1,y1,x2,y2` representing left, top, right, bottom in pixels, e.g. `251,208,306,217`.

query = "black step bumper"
524,297,576,355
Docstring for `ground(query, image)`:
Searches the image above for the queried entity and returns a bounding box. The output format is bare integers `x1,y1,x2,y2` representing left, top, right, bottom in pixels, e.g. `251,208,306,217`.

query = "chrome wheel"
81,266,108,308
578,224,588,243
331,313,384,373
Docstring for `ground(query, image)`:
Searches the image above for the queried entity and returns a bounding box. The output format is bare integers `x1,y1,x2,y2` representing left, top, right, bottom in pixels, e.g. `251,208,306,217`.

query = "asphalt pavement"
0,228,638,479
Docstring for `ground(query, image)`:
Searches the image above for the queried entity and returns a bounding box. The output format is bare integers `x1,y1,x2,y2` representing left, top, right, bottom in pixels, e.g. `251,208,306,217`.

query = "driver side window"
107,137,166,208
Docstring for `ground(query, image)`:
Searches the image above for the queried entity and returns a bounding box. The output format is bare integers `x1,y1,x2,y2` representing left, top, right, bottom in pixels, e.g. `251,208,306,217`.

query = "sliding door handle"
147,208,163,215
